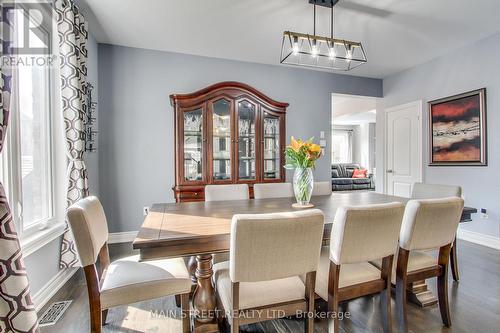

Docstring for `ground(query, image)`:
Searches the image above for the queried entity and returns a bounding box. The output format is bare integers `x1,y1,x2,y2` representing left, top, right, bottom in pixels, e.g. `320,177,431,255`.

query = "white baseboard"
108,231,138,244
33,267,78,312
457,229,500,251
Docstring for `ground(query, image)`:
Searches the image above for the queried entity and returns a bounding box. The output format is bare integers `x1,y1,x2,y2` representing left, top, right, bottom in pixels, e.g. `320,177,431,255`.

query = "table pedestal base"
192,254,220,333
407,280,438,307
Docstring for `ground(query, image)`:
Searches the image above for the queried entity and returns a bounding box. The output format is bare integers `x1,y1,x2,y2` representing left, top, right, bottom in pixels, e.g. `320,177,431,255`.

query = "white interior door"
385,101,422,197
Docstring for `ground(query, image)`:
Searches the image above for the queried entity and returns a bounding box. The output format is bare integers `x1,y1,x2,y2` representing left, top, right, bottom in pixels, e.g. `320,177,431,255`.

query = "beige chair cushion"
214,261,305,313
411,183,462,199
371,250,437,284
330,202,405,265
399,198,464,251
312,181,332,196
253,183,294,199
314,247,381,301
205,184,249,202
67,196,109,266
100,255,191,309
230,209,324,282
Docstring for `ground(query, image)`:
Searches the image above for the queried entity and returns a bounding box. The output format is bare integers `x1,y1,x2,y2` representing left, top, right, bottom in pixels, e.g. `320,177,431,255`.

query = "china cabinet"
170,82,288,202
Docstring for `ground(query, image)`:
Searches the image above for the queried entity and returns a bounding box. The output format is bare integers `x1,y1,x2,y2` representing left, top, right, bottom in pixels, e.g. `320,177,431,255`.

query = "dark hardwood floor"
39,240,500,333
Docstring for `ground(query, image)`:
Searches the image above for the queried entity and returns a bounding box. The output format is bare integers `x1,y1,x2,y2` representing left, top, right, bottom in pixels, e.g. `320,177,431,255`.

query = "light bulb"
311,40,318,57
346,45,353,62
329,47,336,60
292,36,299,55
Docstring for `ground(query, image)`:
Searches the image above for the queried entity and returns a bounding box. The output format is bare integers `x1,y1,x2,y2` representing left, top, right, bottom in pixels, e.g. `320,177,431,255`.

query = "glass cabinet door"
211,99,232,181
262,110,282,180
236,100,256,180
183,108,203,182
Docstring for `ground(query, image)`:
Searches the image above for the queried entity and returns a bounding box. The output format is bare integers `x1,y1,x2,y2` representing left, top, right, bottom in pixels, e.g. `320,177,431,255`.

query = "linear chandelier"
280,0,367,71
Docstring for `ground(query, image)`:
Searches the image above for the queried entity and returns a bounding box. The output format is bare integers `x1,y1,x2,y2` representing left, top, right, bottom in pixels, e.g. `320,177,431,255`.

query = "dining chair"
312,181,332,196
67,196,192,333
253,182,294,199
314,202,405,333
411,182,463,281
205,184,250,201
213,209,325,332
393,197,463,330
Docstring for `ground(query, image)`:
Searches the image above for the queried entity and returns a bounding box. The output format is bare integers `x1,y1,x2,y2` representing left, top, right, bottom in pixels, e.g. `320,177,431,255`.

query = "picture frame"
428,88,487,166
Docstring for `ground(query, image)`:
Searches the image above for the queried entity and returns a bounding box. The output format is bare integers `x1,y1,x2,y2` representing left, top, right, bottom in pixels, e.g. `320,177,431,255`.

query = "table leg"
188,256,198,283
192,254,219,333
450,236,460,281
407,280,438,307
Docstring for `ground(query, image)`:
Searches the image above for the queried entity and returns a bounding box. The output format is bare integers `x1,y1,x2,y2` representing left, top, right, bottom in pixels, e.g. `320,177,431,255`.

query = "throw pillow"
352,168,367,178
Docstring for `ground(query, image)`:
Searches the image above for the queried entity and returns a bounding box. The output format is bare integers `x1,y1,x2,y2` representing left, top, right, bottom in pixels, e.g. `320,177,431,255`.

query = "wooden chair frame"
216,271,317,333
83,242,191,333
395,244,452,331
327,255,394,333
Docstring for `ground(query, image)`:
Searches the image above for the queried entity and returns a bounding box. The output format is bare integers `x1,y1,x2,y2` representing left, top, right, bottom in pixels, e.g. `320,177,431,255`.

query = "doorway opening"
331,94,377,192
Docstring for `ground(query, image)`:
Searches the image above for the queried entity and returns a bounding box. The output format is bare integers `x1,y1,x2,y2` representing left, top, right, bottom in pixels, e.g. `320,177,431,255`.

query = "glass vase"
293,167,314,206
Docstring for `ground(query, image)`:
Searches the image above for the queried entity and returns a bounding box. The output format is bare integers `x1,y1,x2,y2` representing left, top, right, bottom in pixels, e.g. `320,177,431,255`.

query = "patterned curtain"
0,3,39,332
55,0,89,268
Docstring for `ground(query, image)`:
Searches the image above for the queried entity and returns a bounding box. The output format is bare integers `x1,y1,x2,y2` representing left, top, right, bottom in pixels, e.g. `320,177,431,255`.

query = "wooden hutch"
170,82,288,202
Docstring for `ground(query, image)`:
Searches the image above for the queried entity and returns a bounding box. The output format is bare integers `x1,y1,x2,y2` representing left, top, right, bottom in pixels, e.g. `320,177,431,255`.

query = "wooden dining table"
132,191,474,333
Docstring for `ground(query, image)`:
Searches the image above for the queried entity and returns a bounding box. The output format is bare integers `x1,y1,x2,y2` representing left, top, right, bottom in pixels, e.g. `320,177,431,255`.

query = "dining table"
132,191,475,333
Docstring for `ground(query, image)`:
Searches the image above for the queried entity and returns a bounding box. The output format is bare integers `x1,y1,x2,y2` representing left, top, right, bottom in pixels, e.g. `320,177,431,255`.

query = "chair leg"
89,307,102,333
175,294,182,307
450,236,459,282
395,248,409,333
181,293,191,333
380,256,393,333
304,272,316,333
328,262,340,333
438,245,452,327
101,309,108,326
231,313,240,333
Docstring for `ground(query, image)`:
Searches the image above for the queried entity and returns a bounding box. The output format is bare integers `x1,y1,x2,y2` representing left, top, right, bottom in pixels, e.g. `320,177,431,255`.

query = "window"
0,6,61,239
332,129,352,163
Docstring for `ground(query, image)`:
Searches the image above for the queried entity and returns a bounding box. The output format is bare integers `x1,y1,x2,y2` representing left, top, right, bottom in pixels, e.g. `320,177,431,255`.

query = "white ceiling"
79,0,500,78
332,94,377,117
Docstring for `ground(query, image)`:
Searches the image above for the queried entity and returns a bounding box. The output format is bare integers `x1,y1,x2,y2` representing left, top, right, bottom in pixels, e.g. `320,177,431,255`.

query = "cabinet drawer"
179,191,204,200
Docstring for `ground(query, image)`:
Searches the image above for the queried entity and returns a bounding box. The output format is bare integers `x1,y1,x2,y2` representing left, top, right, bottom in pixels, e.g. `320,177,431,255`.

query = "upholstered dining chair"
312,181,332,196
391,197,463,330
253,182,294,199
213,210,325,332
314,202,405,333
67,196,192,333
205,184,250,201
411,182,463,281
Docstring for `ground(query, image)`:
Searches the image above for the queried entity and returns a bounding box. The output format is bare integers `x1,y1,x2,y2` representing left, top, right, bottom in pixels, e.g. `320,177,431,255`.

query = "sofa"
331,163,374,191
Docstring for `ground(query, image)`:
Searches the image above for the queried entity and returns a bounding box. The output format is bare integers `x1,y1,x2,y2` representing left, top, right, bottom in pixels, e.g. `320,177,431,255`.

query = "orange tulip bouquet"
285,137,322,207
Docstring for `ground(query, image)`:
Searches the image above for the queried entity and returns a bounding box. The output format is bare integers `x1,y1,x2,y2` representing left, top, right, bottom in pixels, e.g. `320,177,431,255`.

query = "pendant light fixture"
280,0,367,71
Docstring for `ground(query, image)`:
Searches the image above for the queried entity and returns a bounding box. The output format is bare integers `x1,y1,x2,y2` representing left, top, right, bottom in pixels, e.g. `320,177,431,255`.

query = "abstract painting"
429,88,487,166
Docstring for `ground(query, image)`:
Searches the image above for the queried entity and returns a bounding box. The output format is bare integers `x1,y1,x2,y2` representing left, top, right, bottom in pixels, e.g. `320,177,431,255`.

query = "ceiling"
78,0,500,78
332,94,376,118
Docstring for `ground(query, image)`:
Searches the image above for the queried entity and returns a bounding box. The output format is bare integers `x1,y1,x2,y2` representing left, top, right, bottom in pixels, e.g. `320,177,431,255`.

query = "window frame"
0,4,67,251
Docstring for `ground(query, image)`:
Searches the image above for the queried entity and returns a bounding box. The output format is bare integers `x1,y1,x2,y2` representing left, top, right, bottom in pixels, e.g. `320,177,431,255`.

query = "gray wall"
377,31,500,238
85,33,99,196
98,44,382,232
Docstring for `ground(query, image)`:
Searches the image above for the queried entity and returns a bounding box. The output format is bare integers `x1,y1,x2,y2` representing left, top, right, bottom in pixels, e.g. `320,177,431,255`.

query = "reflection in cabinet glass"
171,82,288,202
238,101,256,180
212,99,231,180
183,108,203,181
263,111,280,180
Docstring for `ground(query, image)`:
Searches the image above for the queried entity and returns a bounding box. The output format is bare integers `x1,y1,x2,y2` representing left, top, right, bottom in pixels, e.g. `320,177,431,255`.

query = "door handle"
387,169,393,173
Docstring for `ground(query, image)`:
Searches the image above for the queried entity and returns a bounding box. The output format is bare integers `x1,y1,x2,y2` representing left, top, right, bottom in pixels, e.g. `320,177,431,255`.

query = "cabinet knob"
194,192,198,196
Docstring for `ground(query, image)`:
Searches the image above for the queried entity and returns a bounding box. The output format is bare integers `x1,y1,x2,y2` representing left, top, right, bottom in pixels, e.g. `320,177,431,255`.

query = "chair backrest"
229,209,324,283
312,181,331,196
205,184,249,202
411,182,462,199
399,197,464,251
330,202,405,265
67,196,109,267
253,183,294,199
